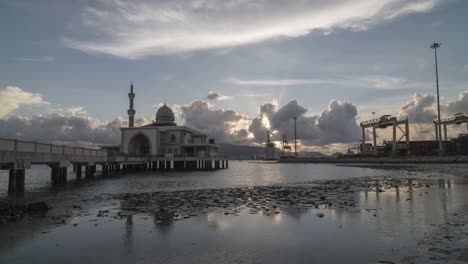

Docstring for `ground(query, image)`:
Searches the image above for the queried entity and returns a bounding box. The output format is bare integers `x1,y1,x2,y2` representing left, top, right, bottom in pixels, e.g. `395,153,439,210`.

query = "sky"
0,0,467,153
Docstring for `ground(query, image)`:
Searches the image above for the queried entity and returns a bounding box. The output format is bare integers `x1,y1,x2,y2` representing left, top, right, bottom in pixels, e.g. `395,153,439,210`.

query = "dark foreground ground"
0,162,467,263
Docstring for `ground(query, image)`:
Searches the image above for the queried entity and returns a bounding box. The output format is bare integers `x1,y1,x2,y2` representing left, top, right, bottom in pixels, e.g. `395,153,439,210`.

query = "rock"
27,202,50,212
316,213,324,218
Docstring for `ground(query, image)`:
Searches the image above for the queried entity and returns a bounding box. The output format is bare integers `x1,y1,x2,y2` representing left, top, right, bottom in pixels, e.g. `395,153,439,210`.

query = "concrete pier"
76,165,82,179
3,156,229,195
8,168,25,194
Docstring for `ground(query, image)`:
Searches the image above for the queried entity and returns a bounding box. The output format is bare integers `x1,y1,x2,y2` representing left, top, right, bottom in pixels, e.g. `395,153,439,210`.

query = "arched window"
174,148,178,154
170,134,176,143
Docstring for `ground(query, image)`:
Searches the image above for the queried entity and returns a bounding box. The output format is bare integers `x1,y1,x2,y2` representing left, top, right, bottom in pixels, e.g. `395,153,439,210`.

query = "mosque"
120,84,219,157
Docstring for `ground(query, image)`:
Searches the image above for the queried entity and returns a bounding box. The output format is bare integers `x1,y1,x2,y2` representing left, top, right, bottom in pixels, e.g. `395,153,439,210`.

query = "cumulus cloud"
249,99,361,146
0,111,150,146
176,100,251,144
444,91,468,115
63,0,443,58
0,86,49,118
206,91,230,100
399,91,468,123
398,93,437,123
396,91,468,140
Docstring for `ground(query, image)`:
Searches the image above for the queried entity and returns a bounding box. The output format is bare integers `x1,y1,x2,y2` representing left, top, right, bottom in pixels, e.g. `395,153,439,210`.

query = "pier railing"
0,138,107,157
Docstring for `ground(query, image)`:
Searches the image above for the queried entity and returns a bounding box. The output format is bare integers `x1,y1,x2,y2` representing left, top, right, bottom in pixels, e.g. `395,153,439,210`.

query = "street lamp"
430,42,443,152
293,117,297,158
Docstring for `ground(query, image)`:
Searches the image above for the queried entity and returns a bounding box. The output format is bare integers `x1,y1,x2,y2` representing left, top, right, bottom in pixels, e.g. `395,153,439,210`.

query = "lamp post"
293,117,297,158
431,42,443,152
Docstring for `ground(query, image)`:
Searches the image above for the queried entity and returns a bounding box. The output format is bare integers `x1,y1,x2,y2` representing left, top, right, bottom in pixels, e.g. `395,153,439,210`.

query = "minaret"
127,83,135,128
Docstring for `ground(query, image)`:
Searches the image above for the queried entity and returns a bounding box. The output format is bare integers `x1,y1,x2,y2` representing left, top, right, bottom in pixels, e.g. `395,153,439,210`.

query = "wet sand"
0,162,467,263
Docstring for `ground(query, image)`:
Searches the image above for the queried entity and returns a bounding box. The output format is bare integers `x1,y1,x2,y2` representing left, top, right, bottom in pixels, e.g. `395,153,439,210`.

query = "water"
0,161,467,263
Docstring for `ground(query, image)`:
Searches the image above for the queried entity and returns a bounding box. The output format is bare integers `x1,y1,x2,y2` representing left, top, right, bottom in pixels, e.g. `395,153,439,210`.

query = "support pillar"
59,167,67,184
435,123,439,141
392,120,397,154
361,126,366,154
51,166,59,184
85,165,95,178
76,165,82,179
405,119,410,154
372,127,377,146
444,124,448,142
226,160,229,168
8,168,25,194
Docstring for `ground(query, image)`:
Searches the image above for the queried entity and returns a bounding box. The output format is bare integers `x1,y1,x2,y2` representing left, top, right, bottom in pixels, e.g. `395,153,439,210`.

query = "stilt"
60,167,67,184
51,166,59,184
76,165,82,179
85,165,94,178
8,168,25,194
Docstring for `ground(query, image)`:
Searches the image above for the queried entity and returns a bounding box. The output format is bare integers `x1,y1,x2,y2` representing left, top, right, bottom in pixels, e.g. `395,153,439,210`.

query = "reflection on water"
0,163,467,264
123,216,134,255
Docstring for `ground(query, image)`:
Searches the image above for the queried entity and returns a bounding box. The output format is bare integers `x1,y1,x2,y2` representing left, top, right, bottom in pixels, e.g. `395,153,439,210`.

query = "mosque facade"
120,84,219,157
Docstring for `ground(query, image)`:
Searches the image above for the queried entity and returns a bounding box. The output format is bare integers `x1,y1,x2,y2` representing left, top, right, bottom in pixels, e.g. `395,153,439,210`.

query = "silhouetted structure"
265,130,275,160
127,83,135,128
293,117,297,158
431,42,443,151
360,115,409,155
281,134,292,158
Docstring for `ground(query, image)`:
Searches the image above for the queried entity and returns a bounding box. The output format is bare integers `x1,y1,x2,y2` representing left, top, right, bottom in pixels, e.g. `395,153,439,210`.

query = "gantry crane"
433,113,468,142
360,115,409,154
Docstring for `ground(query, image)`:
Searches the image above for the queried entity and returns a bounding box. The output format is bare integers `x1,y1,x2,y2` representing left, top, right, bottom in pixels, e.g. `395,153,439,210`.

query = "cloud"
64,0,443,58
0,86,49,118
206,91,230,100
0,111,150,146
176,100,251,144
249,99,361,146
227,75,430,90
398,93,437,123
464,64,468,72
399,91,468,123
396,91,468,141
445,91,468,115
14,56,55,63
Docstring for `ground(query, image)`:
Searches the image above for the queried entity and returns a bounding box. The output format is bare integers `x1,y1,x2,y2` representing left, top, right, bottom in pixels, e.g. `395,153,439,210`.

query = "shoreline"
277,155,468,164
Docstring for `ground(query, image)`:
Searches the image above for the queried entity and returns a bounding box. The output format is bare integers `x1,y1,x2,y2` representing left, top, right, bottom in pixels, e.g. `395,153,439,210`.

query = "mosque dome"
155,104,176,125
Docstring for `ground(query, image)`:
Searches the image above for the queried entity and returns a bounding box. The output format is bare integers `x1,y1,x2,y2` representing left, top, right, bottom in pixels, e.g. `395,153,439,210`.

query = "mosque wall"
121,128,158,155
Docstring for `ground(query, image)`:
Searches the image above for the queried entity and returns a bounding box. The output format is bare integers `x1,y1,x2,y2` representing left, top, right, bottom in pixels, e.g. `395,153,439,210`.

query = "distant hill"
218,143,266,160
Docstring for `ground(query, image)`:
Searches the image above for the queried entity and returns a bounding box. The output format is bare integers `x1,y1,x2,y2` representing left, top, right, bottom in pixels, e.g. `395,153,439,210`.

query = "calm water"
0,161,467,264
